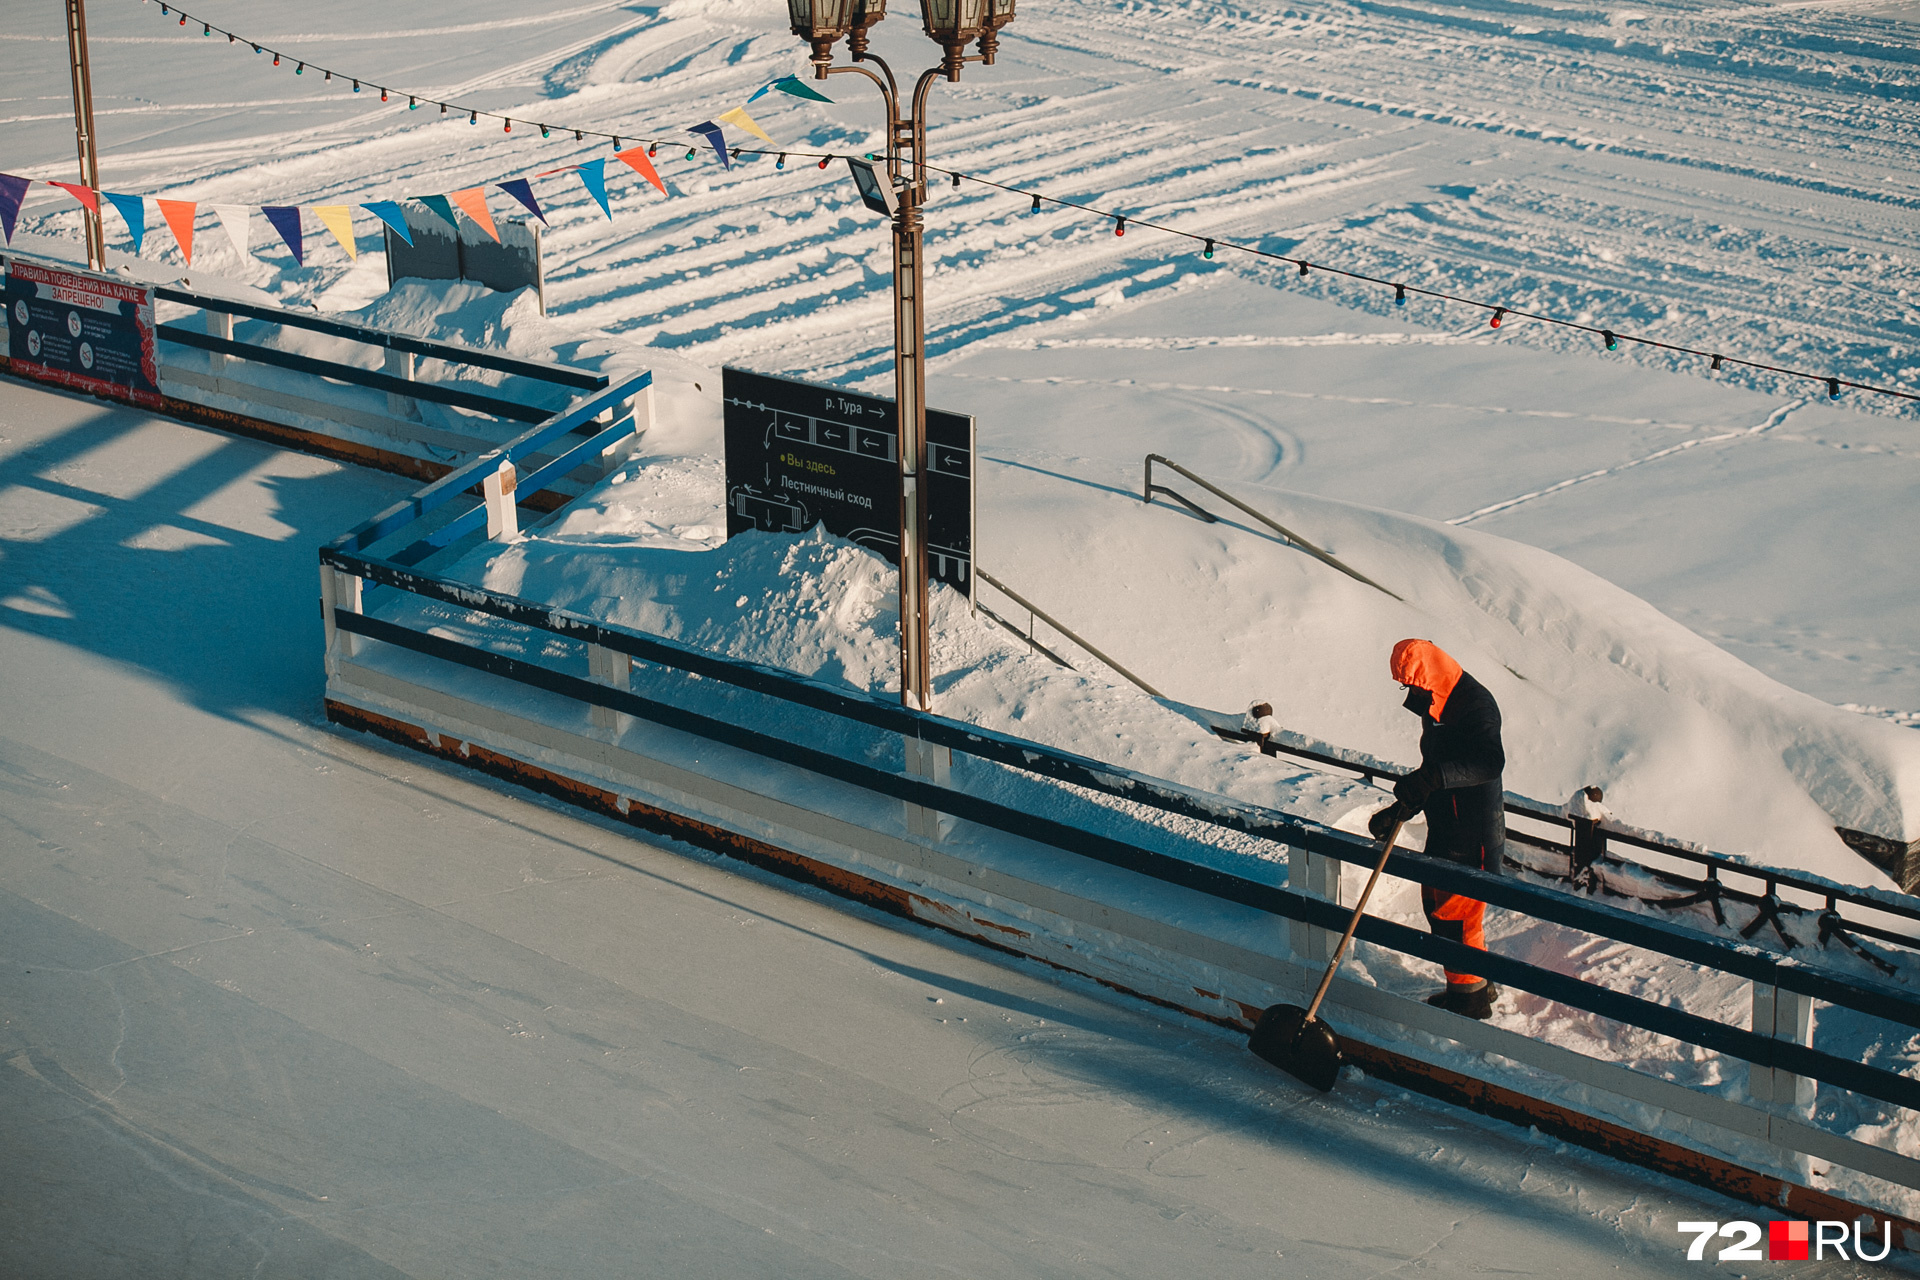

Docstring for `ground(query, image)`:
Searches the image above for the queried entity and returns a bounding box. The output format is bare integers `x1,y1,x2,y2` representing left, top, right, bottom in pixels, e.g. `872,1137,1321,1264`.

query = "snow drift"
452,439,1918,891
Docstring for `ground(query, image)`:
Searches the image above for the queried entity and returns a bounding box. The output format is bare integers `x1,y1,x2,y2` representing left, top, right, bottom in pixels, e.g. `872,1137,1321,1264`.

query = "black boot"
1426,982,1498,1020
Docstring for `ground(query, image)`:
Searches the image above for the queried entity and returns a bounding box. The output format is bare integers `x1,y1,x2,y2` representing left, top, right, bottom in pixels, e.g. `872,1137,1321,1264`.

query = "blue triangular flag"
361,200,412,245
496,178,545,225
262,206,303,264
688,121,730,170
416,194,459,231
575,159,610,220
104,192,145,254
0,173,33,244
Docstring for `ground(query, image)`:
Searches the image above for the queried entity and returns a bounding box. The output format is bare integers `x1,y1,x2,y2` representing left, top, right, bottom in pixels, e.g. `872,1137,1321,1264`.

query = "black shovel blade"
1248,1003,1344,1093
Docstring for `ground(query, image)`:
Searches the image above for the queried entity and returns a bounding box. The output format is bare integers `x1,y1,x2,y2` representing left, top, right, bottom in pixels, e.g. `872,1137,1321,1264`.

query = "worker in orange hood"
1369,638,1507,1020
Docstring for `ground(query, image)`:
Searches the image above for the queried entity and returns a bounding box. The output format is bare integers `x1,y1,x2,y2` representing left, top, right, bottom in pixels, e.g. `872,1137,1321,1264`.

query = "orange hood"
1390,638,1464,720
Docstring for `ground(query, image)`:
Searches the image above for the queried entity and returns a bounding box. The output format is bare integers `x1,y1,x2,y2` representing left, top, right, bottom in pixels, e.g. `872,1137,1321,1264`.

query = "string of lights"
138,0,1920,407
145,0,698,154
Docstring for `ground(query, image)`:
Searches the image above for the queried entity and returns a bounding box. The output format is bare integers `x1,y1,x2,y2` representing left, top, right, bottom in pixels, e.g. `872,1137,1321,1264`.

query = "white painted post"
482,460,518,540
1749,984,1816,1111
208,309,233,374
383,346,415,417
1288,847,1343,972
903,735,952,842
320,564,363,671
587,644,629,736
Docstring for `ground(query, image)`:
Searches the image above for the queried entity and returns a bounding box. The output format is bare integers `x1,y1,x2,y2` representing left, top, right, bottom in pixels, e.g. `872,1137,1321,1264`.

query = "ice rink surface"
2,378,1899,1278
5,0,1920,1270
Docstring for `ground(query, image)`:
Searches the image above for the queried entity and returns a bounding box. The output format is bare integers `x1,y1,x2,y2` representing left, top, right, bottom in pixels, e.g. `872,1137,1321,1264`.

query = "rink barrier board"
313,548,1920,1076
326,542,1920,969
312,416,1920,1216
317,678,1920,1250
1,253,615,485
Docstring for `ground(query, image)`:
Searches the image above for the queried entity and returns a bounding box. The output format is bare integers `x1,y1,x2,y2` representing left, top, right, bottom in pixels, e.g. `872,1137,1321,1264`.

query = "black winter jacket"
1415,671,1507,874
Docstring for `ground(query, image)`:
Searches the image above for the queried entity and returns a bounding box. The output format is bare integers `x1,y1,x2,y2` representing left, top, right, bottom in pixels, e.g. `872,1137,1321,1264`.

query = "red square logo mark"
1769,1220,1809,1261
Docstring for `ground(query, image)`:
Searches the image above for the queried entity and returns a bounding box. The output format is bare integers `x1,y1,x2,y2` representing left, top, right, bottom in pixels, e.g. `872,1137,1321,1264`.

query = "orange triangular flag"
614,147,666,196
311,205,358,259
447,187,498,242
47,180,99,213
156,199,196,264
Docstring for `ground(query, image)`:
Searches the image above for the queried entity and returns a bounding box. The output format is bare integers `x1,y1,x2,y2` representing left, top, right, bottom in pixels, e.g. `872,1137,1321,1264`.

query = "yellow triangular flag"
312,205,358,260
716,106,773,144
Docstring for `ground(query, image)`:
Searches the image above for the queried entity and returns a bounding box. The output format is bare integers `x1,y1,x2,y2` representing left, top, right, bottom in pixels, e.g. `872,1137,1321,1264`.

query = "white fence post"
587,644,629,736
1749,984,1816,1110
1288,847,1343,973
482,460,518,540
383,346,415,416
208,309,233,374
903,736,952,842
320,564,363,671
1750,981,1817,1179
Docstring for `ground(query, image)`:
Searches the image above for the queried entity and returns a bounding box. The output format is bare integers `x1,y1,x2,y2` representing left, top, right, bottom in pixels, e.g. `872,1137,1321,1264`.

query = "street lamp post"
788,0,1015,714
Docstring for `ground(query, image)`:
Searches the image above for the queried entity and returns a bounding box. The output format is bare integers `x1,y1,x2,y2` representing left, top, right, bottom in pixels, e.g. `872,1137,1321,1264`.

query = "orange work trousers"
1422,886,1486,986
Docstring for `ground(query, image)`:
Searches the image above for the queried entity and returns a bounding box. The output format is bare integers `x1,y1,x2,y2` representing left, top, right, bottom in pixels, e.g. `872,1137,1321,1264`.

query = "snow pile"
454,445,1917,890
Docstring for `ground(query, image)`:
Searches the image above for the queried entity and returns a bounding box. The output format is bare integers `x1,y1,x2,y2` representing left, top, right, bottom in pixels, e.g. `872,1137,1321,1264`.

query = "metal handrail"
976,568,1164,698
1143,454,1402,600
1216,727,1920,950
153,284,606,389
154,324,555,423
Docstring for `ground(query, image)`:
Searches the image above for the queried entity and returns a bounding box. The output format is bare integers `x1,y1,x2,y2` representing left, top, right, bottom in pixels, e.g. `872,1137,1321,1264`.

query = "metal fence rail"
1135,450,1920,944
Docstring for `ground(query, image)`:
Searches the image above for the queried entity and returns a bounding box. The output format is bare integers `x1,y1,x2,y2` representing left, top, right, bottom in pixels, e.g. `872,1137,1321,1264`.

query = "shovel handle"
1302,820,1403,1024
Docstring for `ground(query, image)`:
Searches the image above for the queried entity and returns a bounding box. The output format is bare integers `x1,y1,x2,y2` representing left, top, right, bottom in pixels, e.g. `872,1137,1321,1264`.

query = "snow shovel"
1248,820,1404,1092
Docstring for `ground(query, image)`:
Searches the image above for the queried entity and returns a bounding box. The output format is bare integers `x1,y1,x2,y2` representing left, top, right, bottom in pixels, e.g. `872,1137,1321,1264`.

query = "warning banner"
4,259,162,409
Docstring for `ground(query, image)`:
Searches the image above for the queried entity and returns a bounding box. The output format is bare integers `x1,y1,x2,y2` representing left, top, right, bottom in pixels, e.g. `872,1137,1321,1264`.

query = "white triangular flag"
213,204,250,260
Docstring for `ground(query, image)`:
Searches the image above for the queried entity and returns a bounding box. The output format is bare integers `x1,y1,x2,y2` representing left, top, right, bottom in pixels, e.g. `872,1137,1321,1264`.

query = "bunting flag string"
138,1,832,168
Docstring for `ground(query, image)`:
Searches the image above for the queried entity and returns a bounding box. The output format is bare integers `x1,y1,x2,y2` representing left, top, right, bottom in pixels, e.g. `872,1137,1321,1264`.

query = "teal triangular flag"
749,75,833,104
104,192,145,254
774,75,833,102
575,160,610,220
361,200,412,245
417,194,459,231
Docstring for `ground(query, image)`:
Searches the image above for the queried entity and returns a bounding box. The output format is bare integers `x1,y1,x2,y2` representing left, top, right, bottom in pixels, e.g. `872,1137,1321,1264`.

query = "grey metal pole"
889,72,944,714
63,0,105,270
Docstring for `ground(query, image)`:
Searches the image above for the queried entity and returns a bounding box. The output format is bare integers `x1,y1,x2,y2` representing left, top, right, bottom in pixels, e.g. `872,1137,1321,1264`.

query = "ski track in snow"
8,0,1920,409
1448,396,1808,524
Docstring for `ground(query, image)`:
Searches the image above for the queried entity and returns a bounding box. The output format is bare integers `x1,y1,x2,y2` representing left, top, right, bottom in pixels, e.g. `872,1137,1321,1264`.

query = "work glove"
1367,802,1413,841
1392,762,1442,811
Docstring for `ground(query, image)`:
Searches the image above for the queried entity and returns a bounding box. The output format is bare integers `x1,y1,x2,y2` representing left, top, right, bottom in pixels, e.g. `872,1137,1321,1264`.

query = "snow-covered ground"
11,379,1889,1278
6,0,1920,1255
10,0,1916,868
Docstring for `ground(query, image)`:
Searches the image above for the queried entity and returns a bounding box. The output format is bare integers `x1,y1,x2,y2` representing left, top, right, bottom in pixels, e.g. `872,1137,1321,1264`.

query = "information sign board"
4,259,161,409
722,367,974,595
